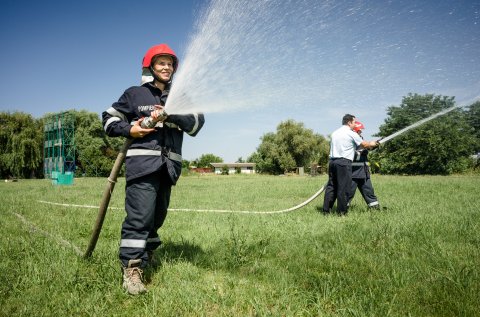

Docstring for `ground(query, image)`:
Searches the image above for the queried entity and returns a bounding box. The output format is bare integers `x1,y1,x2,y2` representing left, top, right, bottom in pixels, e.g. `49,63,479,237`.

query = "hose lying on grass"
36,182,326,215
30,183,326,258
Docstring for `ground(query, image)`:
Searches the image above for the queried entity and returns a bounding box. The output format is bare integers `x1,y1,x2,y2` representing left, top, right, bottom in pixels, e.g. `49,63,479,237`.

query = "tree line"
0,94,478,179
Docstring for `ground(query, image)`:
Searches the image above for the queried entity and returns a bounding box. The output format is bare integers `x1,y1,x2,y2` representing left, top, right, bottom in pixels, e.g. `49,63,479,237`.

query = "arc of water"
378,104,462,145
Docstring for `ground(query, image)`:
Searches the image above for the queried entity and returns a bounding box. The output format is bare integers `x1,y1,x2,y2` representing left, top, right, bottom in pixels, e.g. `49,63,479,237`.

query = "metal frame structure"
43,111,75,180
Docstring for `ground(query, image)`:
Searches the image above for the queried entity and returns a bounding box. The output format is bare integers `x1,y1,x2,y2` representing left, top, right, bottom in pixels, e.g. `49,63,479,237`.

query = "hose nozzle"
141,109,168,128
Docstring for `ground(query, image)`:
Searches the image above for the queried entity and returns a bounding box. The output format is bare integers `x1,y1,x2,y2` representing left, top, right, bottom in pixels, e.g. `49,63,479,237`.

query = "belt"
352,162,369,166
126,149,182,162
330,157,352,162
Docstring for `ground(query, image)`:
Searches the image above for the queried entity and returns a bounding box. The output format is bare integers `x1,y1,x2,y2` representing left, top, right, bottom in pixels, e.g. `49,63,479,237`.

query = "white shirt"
329,125,363,161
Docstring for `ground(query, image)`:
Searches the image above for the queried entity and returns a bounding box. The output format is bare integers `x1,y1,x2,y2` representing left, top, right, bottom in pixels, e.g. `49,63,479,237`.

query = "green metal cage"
44,111,76,185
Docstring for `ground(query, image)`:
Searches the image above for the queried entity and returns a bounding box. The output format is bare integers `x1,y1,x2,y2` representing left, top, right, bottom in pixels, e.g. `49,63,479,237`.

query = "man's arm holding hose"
360,139,380,150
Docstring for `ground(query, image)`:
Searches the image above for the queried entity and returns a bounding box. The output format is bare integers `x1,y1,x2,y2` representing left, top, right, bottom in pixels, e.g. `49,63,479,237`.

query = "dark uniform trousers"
323,158,352,214
348,177,378,207
119,166,172,267
348,150,379,208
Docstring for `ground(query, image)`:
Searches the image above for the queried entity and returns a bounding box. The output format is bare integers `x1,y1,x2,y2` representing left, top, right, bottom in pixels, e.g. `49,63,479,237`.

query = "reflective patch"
120,239,147,248
104,117,121,131
187,113,200,135
127,149,162,156
106,107,127,122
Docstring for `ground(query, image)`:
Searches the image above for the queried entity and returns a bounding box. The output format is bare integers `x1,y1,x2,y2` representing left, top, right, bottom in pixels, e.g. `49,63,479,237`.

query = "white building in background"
210,163,256,175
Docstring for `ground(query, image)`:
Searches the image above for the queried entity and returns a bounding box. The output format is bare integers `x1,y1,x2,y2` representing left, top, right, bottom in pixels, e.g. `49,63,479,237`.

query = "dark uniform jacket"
102,82,204,184
351,149,370,180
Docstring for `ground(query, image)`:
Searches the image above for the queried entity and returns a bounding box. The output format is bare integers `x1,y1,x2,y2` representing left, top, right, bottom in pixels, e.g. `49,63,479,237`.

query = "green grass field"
1,174,479,316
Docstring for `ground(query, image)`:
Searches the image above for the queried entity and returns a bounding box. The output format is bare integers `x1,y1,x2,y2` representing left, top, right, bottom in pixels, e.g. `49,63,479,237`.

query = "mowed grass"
0,174,479,316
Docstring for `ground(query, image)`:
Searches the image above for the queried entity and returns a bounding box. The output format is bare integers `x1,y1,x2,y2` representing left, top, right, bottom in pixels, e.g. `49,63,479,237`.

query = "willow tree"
251,119,329,174
0,112,44,178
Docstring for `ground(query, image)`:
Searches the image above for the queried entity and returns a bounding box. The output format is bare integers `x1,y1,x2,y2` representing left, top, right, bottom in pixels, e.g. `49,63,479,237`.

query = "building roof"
210,163,256,168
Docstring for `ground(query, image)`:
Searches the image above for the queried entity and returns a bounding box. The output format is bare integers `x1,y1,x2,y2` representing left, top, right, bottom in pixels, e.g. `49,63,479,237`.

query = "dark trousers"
323,158,352,214
348,178,378,207
119,167,172,267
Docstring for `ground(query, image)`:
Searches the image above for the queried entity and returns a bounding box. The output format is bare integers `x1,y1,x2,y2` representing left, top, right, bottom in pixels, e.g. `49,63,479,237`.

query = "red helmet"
142,44,178,72
353,121,365,132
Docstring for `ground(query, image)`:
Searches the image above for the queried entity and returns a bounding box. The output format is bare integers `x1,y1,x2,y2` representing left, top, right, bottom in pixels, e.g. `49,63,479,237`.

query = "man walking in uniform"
347,121,380,209
322,114,379,215
102,43,205,295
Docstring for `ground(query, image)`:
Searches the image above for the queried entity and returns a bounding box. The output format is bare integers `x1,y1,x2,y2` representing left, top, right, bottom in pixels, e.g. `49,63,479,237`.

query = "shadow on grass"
314,205,346,216
151,240,205,267
314,204,386,214
144,239,206,282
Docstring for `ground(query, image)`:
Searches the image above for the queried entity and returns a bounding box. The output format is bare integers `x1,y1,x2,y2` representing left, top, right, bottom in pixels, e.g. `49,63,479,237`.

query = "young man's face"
152,55,174,83
347,118,356,130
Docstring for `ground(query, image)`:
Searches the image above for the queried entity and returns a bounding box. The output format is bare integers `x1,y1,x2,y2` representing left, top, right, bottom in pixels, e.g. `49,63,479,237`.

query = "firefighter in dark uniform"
348,121,380,209
102,43,205,295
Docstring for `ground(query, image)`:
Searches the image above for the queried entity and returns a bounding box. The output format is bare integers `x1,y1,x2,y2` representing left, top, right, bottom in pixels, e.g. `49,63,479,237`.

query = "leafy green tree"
250,119,329,174
72,110,123,177
465,101,480,170
466,101,480,151
196,153,223,168
0,112,44,178
372,94,477,175
182,159,191,169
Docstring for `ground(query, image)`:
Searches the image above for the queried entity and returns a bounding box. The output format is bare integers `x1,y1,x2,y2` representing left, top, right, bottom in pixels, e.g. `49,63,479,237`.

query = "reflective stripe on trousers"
120,237,161,248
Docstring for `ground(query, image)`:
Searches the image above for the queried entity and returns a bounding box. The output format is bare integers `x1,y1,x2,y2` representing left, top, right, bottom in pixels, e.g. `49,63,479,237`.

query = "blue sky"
1,0,479,163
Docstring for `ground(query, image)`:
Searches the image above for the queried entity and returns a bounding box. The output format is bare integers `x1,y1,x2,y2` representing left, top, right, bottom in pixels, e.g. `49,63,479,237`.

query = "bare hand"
130,117,155,138
370,140,380,149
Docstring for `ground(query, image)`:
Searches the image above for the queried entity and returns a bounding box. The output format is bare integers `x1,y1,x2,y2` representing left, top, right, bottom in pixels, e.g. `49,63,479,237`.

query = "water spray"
378,104,462,145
